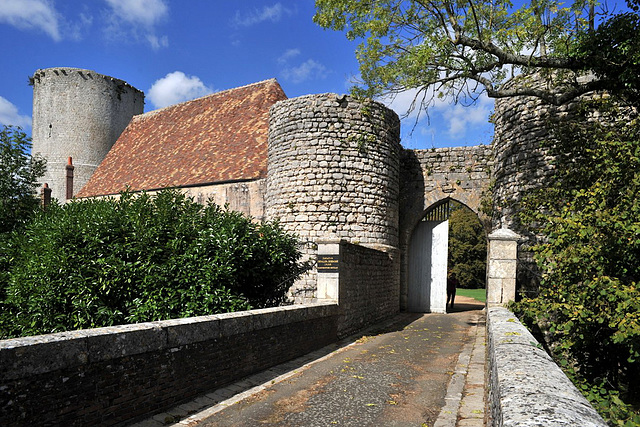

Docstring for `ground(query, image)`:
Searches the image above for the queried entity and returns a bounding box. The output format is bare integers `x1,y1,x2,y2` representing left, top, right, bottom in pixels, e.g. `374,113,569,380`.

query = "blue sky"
0,0,494,149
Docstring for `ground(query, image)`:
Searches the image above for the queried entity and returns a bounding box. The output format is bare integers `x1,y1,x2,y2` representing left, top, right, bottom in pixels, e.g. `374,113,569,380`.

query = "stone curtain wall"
266,94,401,302
0,304,339,426
398,146,493,310
31,68,144,201
400,146,493,225
336,241,400,337
487,307,606,426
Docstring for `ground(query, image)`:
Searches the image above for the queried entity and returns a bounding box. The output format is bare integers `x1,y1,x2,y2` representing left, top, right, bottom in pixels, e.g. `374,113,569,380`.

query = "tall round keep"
266,94,401,249
32,67,144,201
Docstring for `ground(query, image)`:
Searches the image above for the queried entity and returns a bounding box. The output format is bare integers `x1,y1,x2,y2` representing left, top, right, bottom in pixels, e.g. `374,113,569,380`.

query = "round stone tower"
491,73,588,295
31,67,144,201
266,94,401,300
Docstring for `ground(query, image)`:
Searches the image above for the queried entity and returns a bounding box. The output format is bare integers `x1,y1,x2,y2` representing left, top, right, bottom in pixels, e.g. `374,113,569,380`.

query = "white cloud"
148,71,214,109
277,48,300,64
0,96,31,129
281,59,328,84
279,49,328,84
147,34,168,50
103,0,169,50
232,3,293,27
104,0,167,27
438,93,493,139
0,0,61,41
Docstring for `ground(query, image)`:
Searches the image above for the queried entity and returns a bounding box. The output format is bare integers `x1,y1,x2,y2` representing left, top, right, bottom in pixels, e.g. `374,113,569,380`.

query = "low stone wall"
0,303,339,426
337,241,400,337
316,240,400,338
487,306,606,426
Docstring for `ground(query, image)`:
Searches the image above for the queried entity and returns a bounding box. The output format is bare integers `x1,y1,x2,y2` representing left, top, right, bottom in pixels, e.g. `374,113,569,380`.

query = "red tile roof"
77,79,286,197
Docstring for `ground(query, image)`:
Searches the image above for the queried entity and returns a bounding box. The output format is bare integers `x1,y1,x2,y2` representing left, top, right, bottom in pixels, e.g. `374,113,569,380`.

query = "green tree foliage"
513,100,640,424
570,11,640,102
0,125,46,235
314,0,638,110
448,202,486,289
0,190,307,338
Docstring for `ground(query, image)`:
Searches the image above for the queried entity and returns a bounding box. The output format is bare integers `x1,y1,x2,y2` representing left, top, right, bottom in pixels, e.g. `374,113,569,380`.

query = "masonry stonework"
491,75,584,295
266,94,402,301
32,67,144,202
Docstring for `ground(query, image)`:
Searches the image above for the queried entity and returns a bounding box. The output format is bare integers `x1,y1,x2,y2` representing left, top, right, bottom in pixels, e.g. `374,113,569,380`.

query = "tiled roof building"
76,79,287,198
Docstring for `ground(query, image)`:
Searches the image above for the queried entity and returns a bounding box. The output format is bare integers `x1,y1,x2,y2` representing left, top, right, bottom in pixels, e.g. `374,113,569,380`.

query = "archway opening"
447,201,487,311
407,199,487,313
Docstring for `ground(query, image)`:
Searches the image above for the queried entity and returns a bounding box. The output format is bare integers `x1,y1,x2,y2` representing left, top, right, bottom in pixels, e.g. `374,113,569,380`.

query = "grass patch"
457,288,486,303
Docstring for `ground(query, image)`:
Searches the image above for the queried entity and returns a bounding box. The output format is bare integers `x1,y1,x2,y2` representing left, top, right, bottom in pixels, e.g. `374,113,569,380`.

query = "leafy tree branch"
314,0,639,111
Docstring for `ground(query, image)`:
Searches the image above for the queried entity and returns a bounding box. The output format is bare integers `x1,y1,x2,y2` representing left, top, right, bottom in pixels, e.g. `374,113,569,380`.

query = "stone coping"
0,303,339,380
487,306,606,426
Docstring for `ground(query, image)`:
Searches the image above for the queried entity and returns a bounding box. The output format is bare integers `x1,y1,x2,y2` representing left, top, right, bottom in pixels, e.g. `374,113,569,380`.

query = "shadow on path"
447,295,485,314
134,297,486,427
189,305,483,427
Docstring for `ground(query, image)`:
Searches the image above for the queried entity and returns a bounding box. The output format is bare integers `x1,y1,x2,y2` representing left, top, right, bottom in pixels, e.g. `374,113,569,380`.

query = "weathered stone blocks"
487,307,607,426
266,94,401,301
32,68,144,201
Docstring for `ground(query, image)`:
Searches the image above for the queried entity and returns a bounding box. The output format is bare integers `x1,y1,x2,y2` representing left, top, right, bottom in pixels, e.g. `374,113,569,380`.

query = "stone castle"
31,66,549,310
2,67,605,426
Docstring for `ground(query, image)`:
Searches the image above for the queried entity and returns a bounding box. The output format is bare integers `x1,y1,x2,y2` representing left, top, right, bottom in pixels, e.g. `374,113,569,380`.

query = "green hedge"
0,190,307,338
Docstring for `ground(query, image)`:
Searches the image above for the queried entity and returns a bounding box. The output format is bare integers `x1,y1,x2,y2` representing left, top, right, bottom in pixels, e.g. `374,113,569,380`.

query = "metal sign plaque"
317,254,339,273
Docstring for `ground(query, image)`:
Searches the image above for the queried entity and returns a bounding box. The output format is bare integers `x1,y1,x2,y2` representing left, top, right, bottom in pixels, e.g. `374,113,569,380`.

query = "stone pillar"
487,228,520,306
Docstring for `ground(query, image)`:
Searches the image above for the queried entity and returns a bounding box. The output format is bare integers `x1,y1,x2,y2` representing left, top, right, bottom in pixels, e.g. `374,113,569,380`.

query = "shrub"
0,190,306,338
513,100,640,424
0,125,46,236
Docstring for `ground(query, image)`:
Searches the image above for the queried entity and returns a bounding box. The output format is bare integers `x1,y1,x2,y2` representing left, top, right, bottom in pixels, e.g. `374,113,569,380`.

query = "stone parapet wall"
0,304,339,426
487,306,606,426
266,94,401,301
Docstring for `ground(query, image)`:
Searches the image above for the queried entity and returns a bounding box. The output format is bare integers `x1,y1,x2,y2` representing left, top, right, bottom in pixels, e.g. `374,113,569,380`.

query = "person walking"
447,272,459,310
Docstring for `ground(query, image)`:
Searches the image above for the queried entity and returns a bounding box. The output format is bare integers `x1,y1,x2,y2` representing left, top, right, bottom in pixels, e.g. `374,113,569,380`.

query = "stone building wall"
85,179,267,221
266,94,401,302
32,67,144,202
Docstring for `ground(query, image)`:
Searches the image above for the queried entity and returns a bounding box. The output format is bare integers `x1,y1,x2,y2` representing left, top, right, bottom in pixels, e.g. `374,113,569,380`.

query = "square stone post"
486,228,520,306
316,240,341,302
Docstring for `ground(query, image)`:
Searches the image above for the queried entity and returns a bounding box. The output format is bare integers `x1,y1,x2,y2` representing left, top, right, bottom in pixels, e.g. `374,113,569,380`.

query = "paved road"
136,296,486,427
